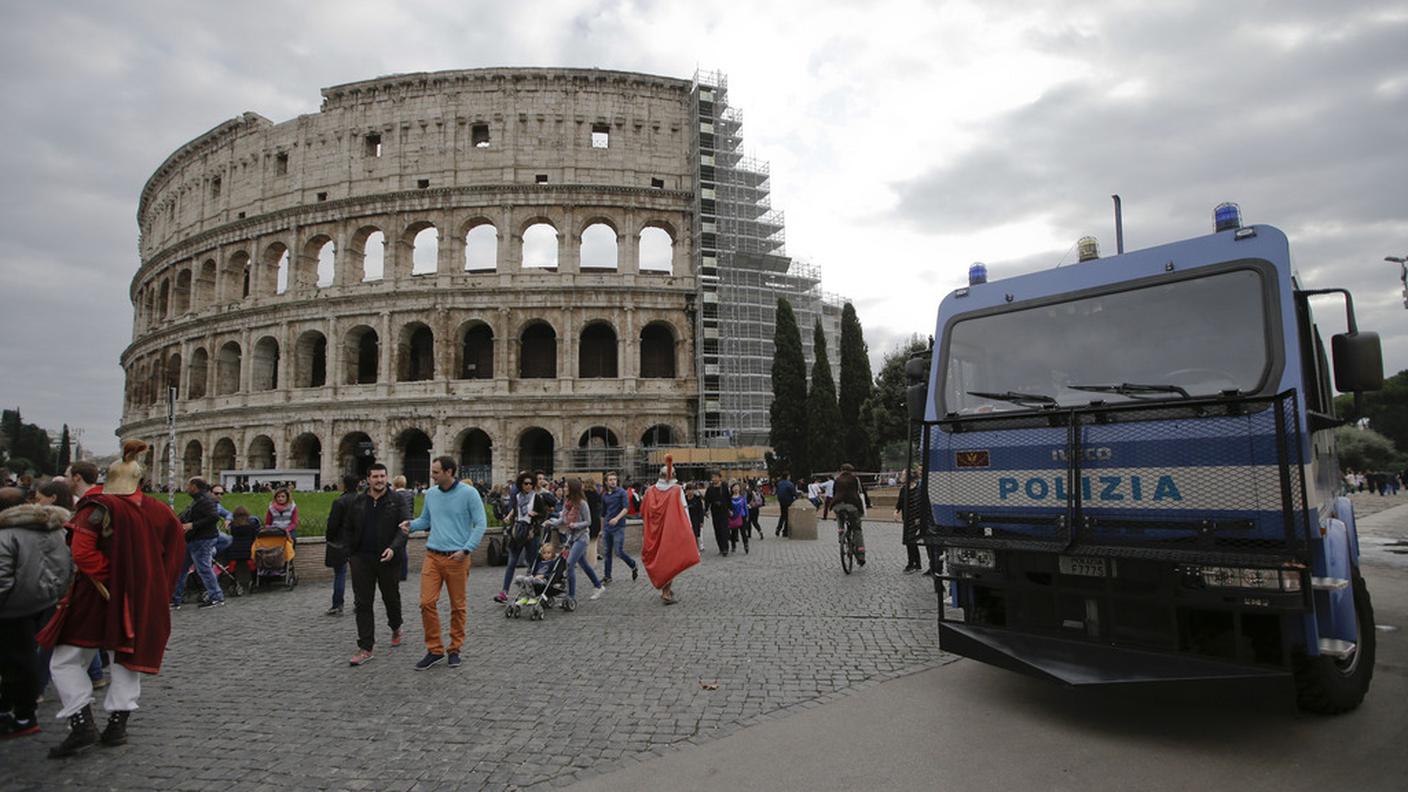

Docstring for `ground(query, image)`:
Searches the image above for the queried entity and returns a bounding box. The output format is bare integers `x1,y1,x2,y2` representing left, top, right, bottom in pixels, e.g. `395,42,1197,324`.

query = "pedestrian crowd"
1342,468,1407,497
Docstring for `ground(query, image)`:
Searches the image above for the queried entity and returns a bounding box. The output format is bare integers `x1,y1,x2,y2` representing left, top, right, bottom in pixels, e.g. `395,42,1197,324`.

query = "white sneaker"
589,586,605,601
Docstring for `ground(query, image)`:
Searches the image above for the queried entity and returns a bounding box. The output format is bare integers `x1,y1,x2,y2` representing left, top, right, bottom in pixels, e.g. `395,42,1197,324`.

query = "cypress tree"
806,318,843,475
837,303,876,470
769,298,809,476
58,424,72,469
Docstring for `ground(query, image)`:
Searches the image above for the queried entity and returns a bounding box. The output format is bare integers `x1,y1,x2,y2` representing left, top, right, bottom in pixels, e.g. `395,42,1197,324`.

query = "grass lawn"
164,491,428,538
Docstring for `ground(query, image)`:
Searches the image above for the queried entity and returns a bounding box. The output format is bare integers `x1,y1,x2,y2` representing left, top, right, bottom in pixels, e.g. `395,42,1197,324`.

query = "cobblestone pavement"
1,518,946,791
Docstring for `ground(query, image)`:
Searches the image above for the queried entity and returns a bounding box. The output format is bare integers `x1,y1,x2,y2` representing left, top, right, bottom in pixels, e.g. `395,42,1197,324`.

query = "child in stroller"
505,542,568,620
251,520,297,591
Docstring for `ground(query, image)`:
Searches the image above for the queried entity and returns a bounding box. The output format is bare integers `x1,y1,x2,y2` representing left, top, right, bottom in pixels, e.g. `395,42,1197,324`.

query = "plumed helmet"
105,439,148,496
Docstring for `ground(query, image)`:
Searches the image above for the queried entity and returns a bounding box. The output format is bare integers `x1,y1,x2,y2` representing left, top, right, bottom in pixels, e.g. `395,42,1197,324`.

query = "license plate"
1058,556,1108,577
946,547,995,570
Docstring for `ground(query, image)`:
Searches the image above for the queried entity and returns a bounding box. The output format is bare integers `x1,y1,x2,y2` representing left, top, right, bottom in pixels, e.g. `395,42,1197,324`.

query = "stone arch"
578,426,620,448
223,250,251,301
640,321,676,378
337,431,375,478
289,432,322,470
579,221,619,270
195,258,217,308
247,434,276,469
397,322,435,382
211,437,236,476
404,221,438,275
456,320,494,380
344,325,379,384
517,427,556,476
579,321,618,378
519,321,557,379
350,225,385,282
252,336,280,391
640,423,679,448
639,225,675,273
294,330,328,388
521,221,558,269
142,288,156,328
460,218,497,272
164,352,182,398
215,341,241,395
395,428,433,487
157,278,170,319
575,425,621,471
183,439,203,478
301,233,335,288
457,428,493,484
173,268,192,315
187,347,209,399
263,242,290,296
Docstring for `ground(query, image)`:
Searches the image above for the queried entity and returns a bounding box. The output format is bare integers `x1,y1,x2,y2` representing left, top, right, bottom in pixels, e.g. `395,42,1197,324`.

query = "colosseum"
119,67,832,489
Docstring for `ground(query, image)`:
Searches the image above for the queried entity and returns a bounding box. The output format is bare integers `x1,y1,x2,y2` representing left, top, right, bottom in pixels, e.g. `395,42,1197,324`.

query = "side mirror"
905,352,932,423
1331,331,1383,392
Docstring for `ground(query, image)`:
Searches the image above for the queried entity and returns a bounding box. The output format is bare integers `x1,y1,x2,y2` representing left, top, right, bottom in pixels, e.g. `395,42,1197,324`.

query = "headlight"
1189,565,1301,592
946,547,996,570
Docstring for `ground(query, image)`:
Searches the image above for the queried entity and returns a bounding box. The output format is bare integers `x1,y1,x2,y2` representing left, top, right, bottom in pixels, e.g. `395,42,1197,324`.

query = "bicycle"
836,505,863,574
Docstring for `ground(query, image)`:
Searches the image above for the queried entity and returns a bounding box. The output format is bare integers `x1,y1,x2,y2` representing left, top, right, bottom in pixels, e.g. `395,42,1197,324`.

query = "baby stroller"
178,557,243,603
504,547,570,620
251,526,298,591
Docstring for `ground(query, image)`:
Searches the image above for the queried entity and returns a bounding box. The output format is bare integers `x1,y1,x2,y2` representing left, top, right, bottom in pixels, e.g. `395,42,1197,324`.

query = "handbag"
727,513,743,530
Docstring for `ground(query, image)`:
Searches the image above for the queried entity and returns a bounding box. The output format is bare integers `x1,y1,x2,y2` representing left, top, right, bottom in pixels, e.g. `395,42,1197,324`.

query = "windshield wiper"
967,390,1058,407
1066,382,1191,400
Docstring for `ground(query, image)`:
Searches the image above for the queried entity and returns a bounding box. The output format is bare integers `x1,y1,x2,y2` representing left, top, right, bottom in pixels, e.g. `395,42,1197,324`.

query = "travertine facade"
119,68,699,488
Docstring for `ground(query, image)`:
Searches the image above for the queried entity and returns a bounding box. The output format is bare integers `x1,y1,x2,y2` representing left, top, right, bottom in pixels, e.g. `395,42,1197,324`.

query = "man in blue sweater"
399,456,486,670
774,472,797,538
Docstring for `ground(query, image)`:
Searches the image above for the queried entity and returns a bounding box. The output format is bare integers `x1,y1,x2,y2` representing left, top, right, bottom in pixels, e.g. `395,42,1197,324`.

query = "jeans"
213,532,232,559
501,531,541,593
777,501,792,536
350,554,402,651
331,562,347,609
172,536,223,604
565,533,601,599
601,525,636,579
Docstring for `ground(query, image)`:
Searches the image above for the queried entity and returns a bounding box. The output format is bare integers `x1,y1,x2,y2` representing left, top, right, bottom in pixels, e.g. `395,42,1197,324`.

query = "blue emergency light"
969,262,987,285
1214,202,1242,232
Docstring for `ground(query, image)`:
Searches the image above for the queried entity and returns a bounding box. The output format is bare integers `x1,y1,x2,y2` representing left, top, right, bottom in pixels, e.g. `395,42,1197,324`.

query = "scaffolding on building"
691,70,832,446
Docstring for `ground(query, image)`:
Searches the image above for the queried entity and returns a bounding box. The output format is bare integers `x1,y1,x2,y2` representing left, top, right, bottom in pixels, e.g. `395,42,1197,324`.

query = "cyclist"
831,463,867,567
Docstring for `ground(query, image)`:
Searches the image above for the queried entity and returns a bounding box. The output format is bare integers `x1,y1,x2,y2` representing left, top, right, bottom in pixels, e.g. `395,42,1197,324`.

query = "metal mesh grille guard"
920,391,1312,564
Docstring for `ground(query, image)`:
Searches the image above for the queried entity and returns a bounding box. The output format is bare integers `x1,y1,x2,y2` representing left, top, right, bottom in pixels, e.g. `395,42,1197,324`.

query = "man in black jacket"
337,463,410,666
704,471,732,556
171,477,225,608
323,476,359,616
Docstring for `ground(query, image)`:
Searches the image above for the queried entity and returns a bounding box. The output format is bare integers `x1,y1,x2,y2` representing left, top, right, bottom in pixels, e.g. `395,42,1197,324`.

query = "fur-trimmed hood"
0,503,70,531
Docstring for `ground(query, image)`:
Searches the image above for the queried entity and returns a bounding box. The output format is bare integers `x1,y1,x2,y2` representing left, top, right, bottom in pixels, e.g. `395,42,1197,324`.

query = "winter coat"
0,504,75,618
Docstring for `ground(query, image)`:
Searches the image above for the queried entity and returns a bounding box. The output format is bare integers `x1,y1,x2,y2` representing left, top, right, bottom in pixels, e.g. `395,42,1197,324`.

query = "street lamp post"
1389,256,1407,309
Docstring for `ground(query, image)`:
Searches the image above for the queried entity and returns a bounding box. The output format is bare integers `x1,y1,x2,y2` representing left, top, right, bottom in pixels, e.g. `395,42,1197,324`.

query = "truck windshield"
941,268,1270,414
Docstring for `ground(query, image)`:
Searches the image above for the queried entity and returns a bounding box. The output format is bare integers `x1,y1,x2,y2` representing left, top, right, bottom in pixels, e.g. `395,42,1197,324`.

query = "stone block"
788,499,817,540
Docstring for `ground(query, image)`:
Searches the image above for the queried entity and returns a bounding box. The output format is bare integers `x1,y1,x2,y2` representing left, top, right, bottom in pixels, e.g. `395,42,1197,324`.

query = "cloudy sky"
1,0,1405,453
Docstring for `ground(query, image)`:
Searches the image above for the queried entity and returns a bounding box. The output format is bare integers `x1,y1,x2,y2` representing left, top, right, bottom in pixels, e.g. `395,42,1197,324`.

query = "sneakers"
325,606,343,616
197,598,225,609
601,576,613,585
903,565,920,575
589,586,605,601
349,649,374,667
170,603,182,611
414,652,445,671
631,566,639,581
492,591,508,603
390,629,403,648
447,652,462,669
0,713,40,739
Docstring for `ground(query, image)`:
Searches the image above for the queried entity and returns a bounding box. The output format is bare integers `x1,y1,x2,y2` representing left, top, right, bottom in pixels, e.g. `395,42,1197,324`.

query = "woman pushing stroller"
547,478,605,605
494,471,549,604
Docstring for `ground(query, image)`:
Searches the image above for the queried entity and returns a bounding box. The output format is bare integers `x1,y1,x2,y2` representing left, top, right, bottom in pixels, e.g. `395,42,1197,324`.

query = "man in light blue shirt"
399,456,486,670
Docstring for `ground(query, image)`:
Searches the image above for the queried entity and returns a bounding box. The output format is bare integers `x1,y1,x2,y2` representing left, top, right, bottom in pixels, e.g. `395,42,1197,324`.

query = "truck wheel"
1293,570,1375,714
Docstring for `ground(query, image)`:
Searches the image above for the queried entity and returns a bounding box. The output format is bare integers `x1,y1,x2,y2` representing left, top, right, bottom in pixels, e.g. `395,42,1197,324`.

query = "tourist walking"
774,472,796,538
339,464,409,666
896,469,924,574
323,476,359,616
550,478,605,604
704,472,731,556
747,483,765,540
600,471,639,584
728,483,750,554
640,459,699,605
39,440,185,758
584,479,603,566
0,488,73,739
400,456,487,671
171,477,225,608
686,482,705,551
495,471,547,604
392,476,414,581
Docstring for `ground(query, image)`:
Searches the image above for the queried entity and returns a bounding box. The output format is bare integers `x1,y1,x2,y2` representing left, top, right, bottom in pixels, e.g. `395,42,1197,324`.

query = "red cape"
39,489,186,674
640,482,699,588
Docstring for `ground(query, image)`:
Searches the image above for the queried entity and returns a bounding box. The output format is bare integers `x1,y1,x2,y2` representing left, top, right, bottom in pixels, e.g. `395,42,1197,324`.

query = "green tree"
1335,369,1408,455
806,319,843,475
871,336,928,466
769,298,808,477
837,303,877,470
1334,426,1402,471
1,408,20,454
58,424,72,469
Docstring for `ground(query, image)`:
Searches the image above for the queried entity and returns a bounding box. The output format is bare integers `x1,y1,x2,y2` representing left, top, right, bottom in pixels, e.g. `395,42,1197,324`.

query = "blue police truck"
910,204,1384,713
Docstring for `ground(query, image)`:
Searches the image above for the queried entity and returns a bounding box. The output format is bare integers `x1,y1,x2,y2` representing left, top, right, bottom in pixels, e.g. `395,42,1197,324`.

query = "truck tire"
1293,570,1375,715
